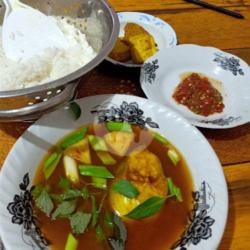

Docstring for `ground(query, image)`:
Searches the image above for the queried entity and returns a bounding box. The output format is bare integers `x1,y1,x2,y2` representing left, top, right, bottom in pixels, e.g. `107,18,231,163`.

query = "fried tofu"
109,38,131,62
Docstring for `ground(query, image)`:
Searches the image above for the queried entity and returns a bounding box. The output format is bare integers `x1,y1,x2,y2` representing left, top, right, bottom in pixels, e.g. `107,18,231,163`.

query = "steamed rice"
0,16,97,91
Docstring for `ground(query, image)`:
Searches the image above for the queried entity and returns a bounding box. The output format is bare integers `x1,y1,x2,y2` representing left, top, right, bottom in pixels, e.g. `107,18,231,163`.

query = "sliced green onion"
96,151,116,165
60,127,88,150
154,132,169,145
106,121,132,132
104,211,114,229
63,155,80,185
43,151,62,180
79,165,114,179
65,233,78,250
88,135,108,151
167,149,180,166
92,177,107,190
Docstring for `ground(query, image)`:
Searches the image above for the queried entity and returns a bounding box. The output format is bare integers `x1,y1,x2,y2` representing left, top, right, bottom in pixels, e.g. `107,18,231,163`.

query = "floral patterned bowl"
0,94,228,249
140,44,250,128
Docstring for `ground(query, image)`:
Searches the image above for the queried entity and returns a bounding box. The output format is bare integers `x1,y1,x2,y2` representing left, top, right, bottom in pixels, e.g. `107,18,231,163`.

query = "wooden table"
0,1,250,249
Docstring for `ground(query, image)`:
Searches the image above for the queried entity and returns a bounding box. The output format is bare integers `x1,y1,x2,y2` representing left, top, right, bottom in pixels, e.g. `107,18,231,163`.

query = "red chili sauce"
172,73,224,116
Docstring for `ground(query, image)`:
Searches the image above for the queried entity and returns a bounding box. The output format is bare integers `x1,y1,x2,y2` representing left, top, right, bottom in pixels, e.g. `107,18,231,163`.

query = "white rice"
0,16,97,91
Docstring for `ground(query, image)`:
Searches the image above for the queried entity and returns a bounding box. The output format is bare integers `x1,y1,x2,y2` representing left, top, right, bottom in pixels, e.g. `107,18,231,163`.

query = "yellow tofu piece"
109,38,131,62
104,131,134,157
129,34,157,64
124,23,148,39
64,138,91,164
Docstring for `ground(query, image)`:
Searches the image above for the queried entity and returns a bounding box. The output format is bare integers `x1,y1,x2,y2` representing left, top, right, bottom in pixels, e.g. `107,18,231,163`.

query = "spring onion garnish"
79,165,114,179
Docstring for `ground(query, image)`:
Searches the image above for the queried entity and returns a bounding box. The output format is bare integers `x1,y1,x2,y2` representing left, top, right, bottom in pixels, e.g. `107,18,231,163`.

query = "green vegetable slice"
96,224,105,241
154,132,169,145
92,177,107,190
43,151,62,180
79,165,114,179
96,151,116,165
167,149,180,166
88,135,108,151
70,211,91,234
52,200,76,220
35,189,54,217
106,121,132,132
69,102,81,120
65,233,78,250
167,177,183,202
125,196,165,219
60,127,88,150
112,179,139,199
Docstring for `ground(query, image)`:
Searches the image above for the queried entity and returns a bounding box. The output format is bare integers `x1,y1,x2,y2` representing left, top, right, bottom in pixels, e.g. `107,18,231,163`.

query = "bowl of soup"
0,94,228,250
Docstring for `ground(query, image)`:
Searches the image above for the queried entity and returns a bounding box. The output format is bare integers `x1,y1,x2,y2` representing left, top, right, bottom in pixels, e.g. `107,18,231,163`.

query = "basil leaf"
126,196,165,219
79,165,114,179
167,177,183,202
58,177,71,190
91,195,98,227
35,189,54,217
32,184,43,199
52,200,76,220
108,215,127,250
112,180,139,198
69,102,81,120
70,211,91,234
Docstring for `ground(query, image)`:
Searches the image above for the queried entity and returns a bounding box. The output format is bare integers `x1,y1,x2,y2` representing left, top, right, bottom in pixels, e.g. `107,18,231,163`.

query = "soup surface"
33,123,194,250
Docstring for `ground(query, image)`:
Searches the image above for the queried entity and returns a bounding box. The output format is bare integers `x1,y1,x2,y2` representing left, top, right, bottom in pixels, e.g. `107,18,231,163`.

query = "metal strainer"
0,0,119,121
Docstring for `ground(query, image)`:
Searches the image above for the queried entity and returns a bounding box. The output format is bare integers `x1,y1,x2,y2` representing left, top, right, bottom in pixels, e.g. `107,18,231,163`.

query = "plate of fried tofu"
107,12,177,67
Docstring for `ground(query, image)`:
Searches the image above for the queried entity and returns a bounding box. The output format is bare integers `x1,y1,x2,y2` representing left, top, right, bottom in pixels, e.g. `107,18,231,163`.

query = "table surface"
0,1,250,249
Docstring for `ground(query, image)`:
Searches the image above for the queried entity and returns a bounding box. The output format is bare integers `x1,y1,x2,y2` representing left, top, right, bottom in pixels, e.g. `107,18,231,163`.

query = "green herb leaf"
70,211,91,234
106,121,132,133
92,177,107,190
167,177,183,202
108,214,127,250
43,151,62,180
35,189,54,217
125,196,165,219
52,200,76,220
167,149,180,166
58,176,71,190
60,127,88,149
112,180,139,199
96,224,105,241
104,211,114,229
91,195,98,227
60,189,84,200
69,102,82,120
65,233,78,250
88,135,108,151
79,165,114,179
154,132,169,145
31,184,43,199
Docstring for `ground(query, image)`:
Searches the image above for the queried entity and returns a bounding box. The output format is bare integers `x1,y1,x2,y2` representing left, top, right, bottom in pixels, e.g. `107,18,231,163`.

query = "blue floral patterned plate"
0,94,227,250
106,12,177,67
140,44,250,128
